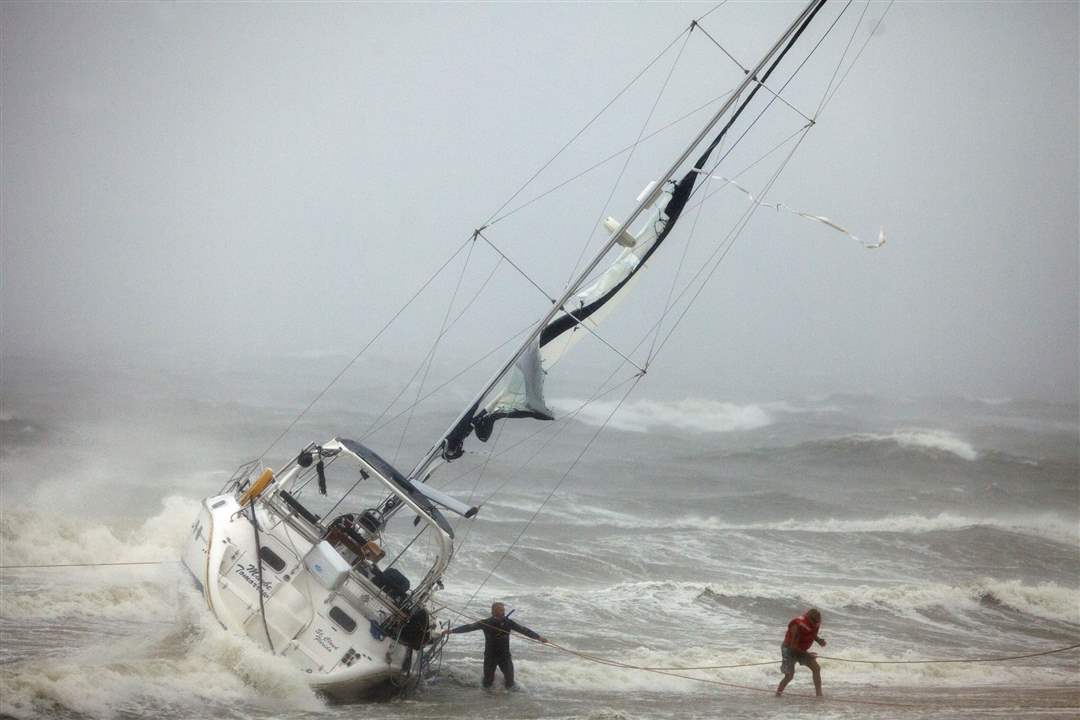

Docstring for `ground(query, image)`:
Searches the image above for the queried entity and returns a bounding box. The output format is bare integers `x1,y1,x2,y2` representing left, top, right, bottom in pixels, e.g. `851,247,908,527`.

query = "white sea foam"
476,498,1078,547
550,397,774,433
696,578,1080,625
695,512,1080,546
522,574,1080,632
0,495,200,567
851,428,979,461
511,639,1074,696
0,580,324,720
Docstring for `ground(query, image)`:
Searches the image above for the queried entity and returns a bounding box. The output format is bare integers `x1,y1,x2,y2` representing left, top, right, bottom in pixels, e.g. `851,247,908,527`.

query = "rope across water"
433,601,1080,709
4,560,1075,710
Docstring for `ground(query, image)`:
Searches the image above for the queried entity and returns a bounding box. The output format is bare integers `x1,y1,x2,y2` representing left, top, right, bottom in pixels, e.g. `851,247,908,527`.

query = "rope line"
0,560,180,569
820,644,1080,665
434,602,1079,709
3,556,1075,676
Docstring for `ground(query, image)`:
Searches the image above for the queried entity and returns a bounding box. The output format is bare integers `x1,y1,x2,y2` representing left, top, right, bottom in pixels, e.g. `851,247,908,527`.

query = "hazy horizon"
3,1,1077,409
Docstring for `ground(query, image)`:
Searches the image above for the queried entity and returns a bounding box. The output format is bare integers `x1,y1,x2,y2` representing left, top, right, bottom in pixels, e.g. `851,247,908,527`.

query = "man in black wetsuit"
444,602,547,690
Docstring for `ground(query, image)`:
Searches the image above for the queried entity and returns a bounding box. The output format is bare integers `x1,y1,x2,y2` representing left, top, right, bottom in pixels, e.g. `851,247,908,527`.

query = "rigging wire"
320,471,367,519
564,27,695,288
818,0,896,116
692,20,749,74
360,322,536,442
482,26,694,227
254,235,473,464
444,420,505,561
695,20,814,125
462,372,644,611
707,0,854,176
651,129,813,365
247,503,276,652
359,255,506,441
645,131,721,365
473,371,641,509
642,1,857,365
474,230,555,303
451,2,871,600
393,237,477,464
488,89,737,227
694,0,730,25
433,371,642,495
251,21,700,468
813,0,871,118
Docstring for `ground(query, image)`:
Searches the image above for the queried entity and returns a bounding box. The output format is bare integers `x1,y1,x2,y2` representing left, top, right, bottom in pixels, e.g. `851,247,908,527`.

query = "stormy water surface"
1,358,1077,719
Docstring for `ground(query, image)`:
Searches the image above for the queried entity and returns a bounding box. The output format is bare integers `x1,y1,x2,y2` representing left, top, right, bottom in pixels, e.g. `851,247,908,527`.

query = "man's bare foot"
775,690,783,697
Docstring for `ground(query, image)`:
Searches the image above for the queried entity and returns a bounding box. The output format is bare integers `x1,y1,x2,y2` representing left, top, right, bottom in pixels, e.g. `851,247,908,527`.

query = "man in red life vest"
776,608,827,697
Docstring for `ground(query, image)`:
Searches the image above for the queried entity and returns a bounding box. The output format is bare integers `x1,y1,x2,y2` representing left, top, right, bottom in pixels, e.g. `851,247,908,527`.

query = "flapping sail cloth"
426,0,829,468
449,165,697,456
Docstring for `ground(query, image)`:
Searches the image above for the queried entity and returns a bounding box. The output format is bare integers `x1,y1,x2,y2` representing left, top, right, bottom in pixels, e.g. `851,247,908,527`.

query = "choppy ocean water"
2,363,1077,719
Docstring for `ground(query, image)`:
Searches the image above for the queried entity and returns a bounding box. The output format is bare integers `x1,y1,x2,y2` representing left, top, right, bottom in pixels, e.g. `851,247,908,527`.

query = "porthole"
258,546,286,573
329,606,357,633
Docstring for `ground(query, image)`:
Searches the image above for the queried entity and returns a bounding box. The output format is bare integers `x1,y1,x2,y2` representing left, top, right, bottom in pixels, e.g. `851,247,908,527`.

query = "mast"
408,0,827,484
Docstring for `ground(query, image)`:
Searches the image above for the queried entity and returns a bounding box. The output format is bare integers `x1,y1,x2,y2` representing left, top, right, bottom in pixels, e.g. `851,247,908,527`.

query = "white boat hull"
181,494,420,701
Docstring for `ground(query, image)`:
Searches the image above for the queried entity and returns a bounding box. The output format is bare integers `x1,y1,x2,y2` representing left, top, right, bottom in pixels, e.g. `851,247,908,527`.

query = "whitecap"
550,397,773,433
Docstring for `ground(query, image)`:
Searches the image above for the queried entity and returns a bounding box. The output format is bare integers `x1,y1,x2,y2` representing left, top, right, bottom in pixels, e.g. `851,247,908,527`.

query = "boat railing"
258,490,410,625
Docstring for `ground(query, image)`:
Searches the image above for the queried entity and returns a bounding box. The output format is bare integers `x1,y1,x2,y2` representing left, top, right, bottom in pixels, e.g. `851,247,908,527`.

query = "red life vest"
783,615,819,652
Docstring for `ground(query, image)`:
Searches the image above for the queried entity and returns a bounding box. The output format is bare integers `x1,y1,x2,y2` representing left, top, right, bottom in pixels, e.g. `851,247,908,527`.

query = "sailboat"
180,0,882,701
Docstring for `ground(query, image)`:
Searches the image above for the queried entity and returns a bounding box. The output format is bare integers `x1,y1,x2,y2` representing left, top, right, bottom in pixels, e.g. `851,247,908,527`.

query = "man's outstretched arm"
448,621,485,634
508,619,547,643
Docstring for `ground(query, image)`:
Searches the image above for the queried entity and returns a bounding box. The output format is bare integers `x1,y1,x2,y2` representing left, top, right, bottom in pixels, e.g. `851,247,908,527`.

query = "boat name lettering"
234,563,273,599
313,627,339,653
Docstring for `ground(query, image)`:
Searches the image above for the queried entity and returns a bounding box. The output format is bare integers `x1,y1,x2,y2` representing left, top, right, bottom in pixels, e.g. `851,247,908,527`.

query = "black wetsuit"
449,616,541,688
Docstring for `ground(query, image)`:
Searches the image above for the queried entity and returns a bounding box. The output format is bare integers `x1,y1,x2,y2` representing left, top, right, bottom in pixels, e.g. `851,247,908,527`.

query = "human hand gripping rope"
434,600,1079,709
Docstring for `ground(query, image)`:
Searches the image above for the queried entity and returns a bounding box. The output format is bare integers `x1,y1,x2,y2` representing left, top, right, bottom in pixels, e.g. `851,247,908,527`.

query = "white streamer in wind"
700,171,886,248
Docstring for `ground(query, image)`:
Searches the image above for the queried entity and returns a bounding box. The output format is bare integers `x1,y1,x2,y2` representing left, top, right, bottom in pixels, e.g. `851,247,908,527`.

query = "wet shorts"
780,644,812,674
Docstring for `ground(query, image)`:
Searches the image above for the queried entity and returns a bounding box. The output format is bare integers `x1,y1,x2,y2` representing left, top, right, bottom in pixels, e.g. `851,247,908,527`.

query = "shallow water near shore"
2,362,1077,719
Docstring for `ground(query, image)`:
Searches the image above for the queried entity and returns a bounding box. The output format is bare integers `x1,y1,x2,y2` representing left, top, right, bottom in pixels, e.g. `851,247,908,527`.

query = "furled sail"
419,0,829,473
446,172,694,459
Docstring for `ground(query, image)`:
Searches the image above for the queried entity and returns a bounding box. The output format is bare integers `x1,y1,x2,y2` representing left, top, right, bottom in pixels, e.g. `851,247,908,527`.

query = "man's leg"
482,653,497,689
500,654,516,689
807,658,823,697
777,645,795,696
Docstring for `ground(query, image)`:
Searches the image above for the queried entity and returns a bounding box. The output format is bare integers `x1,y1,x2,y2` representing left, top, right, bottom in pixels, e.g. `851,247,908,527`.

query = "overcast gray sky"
2,1,1077,405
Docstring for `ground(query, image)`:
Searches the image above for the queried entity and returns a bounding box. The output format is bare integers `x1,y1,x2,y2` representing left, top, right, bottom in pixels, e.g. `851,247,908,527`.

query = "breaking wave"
696,578,1080,626
0,495,200,567
850,428,979,461
476,498,1078,546
698,512,1080,546
551,397,773,433
0,586,325,719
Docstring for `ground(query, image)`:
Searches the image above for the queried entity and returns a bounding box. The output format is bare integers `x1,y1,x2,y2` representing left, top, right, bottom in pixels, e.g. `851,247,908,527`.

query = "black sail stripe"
540,0,827,350
445,0,830,458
